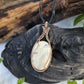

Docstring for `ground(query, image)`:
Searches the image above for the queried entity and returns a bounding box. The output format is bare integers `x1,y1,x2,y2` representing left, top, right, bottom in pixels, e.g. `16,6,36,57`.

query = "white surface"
31,41,52,72
0,15,84,84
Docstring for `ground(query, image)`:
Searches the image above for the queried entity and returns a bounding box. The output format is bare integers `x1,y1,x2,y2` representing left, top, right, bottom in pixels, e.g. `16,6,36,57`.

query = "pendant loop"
37,21,50,44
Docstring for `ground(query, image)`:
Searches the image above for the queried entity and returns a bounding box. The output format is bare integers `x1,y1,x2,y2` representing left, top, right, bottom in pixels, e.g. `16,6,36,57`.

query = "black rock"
2,24,84,83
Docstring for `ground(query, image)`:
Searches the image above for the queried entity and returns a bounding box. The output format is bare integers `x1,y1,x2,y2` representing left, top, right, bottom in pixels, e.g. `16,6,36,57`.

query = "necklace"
31,0,56,72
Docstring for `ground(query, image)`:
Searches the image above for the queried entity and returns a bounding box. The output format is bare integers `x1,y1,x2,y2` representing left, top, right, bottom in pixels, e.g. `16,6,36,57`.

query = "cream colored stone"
31,41,52,72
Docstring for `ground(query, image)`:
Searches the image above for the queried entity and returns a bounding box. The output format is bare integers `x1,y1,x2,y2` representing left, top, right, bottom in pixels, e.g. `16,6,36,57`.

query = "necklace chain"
39,0,56,24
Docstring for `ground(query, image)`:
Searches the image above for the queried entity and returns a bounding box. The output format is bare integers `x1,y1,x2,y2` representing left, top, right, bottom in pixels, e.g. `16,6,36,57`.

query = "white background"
0,15,84,84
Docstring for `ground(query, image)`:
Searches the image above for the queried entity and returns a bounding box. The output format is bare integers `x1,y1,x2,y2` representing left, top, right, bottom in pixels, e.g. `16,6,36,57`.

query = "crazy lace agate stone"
31,41,52,72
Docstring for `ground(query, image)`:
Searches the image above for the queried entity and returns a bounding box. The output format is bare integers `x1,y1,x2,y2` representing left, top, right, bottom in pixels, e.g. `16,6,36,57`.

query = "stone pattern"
31,41,52,72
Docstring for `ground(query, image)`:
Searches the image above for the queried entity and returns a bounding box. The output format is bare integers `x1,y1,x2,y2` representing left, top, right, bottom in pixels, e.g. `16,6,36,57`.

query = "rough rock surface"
2,24,84,83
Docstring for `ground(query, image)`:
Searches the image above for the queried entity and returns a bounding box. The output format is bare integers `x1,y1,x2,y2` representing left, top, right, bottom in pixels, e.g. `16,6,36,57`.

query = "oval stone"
31,41,52,72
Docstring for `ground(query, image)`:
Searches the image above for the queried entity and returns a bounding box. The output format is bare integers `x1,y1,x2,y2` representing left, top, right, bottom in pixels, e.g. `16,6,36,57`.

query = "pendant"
31,21,52,72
